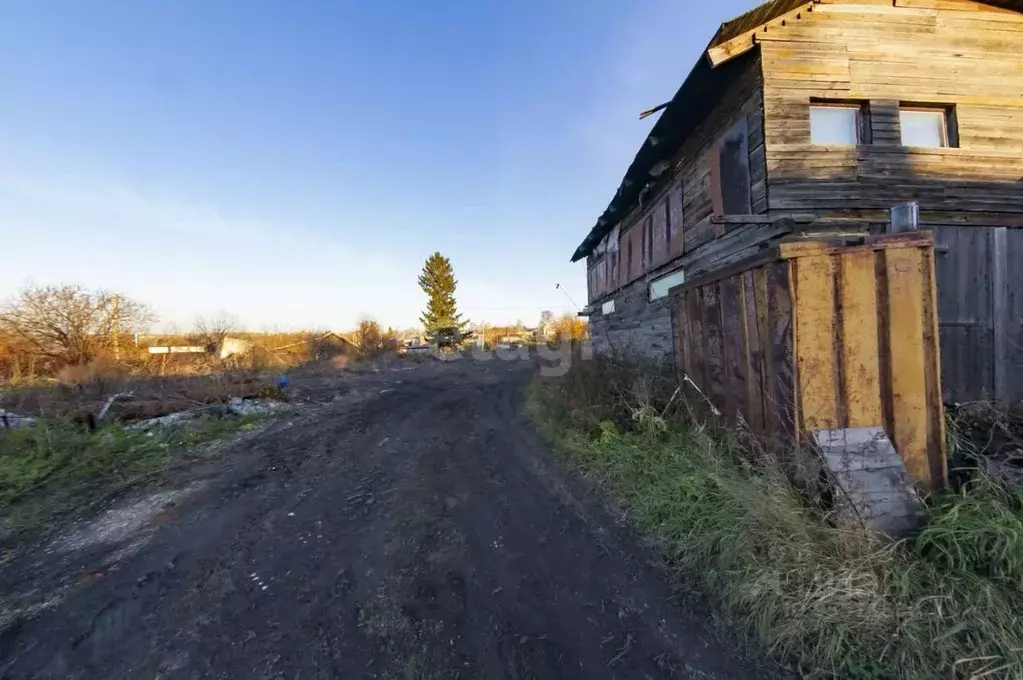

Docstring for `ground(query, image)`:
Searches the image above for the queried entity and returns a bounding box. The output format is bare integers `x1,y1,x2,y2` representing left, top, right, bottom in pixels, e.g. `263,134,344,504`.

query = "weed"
916,474,1023,587
0,414,255,540
527,366,1023,680
946,402,1023,464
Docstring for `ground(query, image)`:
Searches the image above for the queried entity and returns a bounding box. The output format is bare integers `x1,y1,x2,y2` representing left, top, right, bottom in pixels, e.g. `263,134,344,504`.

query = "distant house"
219,332,356,361
575,0,1023,368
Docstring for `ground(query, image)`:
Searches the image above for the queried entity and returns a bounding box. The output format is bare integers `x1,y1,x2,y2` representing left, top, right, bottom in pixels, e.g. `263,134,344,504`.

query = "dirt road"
1,359,760,678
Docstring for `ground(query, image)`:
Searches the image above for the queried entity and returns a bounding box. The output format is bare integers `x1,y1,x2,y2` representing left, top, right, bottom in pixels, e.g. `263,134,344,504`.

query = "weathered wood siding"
588,276,675,360
671,233,947,489
586,54,768,306
933,225,1023,402
760,0,1023,220
588,217,800,360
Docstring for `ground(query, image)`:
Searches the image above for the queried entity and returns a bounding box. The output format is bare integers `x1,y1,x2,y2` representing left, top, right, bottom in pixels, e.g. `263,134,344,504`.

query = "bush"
527,360,1023,680
533,347,680,437
356,319,397,360
55,357,126,387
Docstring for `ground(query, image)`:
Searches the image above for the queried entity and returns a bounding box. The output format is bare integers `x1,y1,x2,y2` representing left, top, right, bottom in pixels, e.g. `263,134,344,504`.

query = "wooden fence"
670,232,947,489
932,225,1023,404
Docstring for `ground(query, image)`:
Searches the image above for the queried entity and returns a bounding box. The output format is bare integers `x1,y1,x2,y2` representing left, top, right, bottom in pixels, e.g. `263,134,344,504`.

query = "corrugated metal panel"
671,232,946,489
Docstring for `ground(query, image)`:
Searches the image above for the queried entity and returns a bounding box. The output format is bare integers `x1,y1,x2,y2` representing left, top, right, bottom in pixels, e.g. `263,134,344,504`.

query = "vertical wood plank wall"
671,234,946,488
932,225,1023,402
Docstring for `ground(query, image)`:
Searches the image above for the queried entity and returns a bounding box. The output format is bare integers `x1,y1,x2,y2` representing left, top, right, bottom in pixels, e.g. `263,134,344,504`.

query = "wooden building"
575,0,1023,401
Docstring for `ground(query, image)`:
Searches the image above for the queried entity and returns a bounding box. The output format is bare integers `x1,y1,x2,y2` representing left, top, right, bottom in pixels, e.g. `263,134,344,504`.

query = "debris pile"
2,377,290,435
0,409,35,430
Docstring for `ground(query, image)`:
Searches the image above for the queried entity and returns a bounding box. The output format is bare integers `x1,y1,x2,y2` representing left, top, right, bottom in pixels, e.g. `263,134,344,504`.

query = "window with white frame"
810,104,862,145
601,299,615,316
900,107,952,147
649,268,685,301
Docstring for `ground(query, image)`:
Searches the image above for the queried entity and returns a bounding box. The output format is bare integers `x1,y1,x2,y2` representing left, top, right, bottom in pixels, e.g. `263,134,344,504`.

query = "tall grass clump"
527,355,1023,679
916,474,1023,587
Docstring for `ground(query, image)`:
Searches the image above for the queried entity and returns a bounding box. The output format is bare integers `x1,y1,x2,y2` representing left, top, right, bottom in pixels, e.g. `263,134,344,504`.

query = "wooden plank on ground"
812,426,923,537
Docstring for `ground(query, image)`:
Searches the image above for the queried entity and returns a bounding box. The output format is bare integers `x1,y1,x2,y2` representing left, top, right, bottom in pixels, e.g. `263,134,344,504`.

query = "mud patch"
50,482,205,555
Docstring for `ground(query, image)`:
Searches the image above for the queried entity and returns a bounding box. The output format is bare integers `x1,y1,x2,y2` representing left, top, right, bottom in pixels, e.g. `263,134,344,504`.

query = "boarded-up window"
668,181,685,257
714,117,751,215
643,215,654,269
664,194,672,248
607,225,620,291
621,237,630,280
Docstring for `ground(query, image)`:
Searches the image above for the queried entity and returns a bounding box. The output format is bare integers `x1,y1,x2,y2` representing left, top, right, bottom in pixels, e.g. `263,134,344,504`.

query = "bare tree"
191,312,239,348
357,317,383,357
0,284,155,365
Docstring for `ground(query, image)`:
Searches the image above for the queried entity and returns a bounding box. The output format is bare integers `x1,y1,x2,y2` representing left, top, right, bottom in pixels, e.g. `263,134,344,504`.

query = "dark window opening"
716,117,752,215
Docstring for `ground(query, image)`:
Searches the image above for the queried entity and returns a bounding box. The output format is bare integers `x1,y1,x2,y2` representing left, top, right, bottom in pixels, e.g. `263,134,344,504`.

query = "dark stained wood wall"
586,54,769,304
760,0,1023,220
932,225,1023,402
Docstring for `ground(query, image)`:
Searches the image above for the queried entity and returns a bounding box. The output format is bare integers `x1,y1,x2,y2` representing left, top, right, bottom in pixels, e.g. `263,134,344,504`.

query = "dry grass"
0,329,360,387
0,414,260,544
527,355,1023,680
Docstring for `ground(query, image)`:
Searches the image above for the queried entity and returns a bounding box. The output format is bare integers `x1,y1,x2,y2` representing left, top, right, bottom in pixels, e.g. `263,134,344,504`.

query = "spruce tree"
418,252,467,344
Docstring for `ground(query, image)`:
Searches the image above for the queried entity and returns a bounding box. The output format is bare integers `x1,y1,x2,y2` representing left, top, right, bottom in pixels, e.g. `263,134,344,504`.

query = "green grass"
0,415,257,541
527,375,1023,680
916,474,1023,588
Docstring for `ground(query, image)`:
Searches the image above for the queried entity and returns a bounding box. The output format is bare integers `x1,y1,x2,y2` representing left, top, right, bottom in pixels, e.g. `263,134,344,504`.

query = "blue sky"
0,0,756,332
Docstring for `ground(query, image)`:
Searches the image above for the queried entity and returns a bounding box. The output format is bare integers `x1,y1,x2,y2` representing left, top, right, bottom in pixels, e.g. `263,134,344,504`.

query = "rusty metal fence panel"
670,232,946,489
